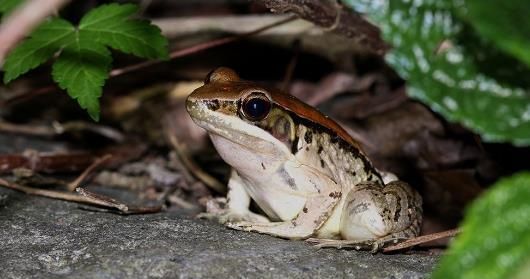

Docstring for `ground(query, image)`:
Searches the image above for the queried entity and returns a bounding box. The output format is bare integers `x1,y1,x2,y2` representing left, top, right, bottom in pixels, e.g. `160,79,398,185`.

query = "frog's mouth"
192,107,290,153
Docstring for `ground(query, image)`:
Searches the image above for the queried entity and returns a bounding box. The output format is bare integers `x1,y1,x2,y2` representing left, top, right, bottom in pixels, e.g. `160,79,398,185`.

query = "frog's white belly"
244,181,307,221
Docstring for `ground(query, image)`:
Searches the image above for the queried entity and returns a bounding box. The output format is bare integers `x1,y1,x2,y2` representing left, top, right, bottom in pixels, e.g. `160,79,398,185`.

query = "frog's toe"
198,210,269,224
226,221,253,231
305,238,380,251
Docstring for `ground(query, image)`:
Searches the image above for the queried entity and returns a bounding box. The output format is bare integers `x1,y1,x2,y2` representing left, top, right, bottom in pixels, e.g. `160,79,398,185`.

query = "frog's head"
186,67,296,173
186,67,364,175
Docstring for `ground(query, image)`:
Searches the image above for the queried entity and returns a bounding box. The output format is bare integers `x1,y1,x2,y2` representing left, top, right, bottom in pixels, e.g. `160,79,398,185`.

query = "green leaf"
0,0,22,16
3,18,75,83
52,36,111,121
2,3,169,121
79,3,168,59
342,1,530,145
432,172,530,279
464,0,530,68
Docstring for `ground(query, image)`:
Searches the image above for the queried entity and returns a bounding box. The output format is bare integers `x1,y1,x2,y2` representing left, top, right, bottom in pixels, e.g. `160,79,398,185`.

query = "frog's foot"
306,237,406,253
198,210,269,224
226,220,314,240
197,197,269,224
226,221,276,231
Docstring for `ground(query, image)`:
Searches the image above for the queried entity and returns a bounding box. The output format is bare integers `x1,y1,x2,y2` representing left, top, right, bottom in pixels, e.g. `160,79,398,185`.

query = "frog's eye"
241,93,271,121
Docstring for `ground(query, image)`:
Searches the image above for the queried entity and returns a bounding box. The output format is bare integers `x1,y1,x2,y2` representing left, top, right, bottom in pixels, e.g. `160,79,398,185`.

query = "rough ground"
0,188,440,279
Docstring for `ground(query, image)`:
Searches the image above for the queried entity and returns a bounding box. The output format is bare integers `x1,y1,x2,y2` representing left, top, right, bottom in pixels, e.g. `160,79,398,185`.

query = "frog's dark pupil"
243,96,270,121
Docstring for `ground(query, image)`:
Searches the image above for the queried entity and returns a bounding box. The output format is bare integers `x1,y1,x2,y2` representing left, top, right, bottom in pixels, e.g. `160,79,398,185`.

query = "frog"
185,67,422,251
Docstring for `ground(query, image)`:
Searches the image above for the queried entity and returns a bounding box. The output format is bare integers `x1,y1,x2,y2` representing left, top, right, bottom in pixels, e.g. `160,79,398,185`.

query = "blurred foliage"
432,172,530,279
343,0,530,145
342,1,530,278
0,0,21,18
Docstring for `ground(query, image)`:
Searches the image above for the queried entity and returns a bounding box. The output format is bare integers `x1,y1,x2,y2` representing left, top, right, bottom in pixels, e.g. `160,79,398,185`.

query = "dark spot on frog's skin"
303,207,308,213
284,111,385,183
305,146,309,151
317,145,323,154
278,168,297,190
304,130,312,144
329,191,342,199
261,162,266,170
320,159,325,168
368,174,373,181
350,170,357,176
291,135,299,154
291,220,297,227
349,202,369,215
206,99,220,111
394,195,402,222
308,179,320,193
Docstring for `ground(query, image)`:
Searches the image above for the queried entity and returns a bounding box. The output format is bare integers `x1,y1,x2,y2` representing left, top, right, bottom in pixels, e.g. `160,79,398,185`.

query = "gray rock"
0,188,440,279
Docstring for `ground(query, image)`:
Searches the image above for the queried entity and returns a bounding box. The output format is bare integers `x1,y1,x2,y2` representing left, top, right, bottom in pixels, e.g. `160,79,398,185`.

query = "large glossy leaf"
343,0,530,145
464,0,530,68
432,172,530,279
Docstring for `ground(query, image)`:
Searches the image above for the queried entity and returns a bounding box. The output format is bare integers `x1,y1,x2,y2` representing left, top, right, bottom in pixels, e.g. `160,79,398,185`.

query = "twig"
109,15,298,77
168,135,225,194
0,177,162,214
383,228,461,253
0,120,125,141
1,15,298,107
0,143,146,174
281,39,301,91
0,0,71,65
67,154,112,192
0,85,56,107
256,0,388,54
76,187,163,214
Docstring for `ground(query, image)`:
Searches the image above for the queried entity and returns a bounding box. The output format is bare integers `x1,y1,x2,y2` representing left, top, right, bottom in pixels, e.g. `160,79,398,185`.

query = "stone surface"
0,188,440,279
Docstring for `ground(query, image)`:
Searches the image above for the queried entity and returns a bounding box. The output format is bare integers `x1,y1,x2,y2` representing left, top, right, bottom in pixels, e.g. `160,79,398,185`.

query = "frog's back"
267,89,383,188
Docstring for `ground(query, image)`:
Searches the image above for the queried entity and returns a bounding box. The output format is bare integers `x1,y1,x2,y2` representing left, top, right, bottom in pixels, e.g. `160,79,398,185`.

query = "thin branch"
168,135,225,194
0,15,298,107
76,187,163,214
67,154,112,191
383,228,462,253
256,0,388,54
0,143,146,174
0,0,71,65
0,120,125,141
109,15,297,77
0,177,90,203
281,39,301,91
0,178,162,214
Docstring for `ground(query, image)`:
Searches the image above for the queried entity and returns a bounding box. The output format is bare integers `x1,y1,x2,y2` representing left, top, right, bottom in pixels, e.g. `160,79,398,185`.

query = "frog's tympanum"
186,67,422,251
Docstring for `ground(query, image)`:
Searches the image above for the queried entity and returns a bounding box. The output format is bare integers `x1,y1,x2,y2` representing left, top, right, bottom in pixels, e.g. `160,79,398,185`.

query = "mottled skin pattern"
186,67,422,251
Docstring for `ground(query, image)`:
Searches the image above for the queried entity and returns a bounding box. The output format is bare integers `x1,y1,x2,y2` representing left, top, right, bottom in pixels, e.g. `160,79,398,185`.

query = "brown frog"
186,67,422,251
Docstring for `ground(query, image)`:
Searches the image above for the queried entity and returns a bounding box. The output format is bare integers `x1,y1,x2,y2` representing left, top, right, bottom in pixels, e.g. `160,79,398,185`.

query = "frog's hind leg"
307,181,422,252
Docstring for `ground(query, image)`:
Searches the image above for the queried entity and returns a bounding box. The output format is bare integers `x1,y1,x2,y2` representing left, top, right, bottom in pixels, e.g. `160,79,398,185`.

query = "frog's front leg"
199,170,269,224
227,165,342,240
308,180,422,251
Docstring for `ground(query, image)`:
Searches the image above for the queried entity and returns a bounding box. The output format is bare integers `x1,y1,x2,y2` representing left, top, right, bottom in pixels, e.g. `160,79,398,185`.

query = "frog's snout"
185,94,196,115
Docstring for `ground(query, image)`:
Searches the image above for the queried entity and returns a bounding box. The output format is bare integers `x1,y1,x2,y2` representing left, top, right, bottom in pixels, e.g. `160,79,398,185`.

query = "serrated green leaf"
2,3,168,121
464,0,530,68
342,0,530,145
52,36,112,121
79,3,168,59
3,18,75,83
432,172,530,279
